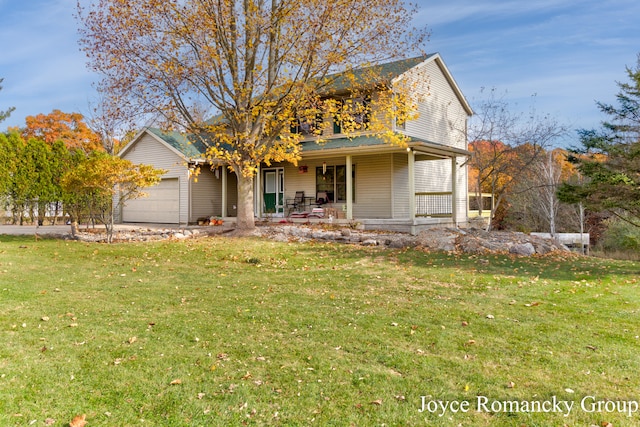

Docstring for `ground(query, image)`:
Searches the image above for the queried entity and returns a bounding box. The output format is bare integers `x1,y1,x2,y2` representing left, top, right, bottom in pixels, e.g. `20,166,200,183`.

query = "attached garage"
118,128,237,224
122,178,180,223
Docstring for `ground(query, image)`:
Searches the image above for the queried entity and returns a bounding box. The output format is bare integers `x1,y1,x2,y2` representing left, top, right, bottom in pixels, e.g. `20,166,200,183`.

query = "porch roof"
299,134,470,158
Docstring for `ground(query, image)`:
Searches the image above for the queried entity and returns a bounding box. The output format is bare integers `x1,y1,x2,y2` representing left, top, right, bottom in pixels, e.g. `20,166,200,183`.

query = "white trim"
451,157,458,226
408,150,416,222
346,155,353,220
119,128,191,161
221,166,228,217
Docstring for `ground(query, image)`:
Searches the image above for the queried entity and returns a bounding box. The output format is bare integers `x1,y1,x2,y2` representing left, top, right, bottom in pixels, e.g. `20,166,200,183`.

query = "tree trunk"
70,219,78,238
236,173,255,230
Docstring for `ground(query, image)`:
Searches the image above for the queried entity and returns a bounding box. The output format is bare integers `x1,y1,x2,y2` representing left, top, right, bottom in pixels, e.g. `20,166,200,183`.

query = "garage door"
122,178,180,223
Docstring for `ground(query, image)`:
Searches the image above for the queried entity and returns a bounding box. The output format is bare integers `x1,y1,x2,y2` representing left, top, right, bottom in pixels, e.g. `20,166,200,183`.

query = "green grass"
0,234,639,426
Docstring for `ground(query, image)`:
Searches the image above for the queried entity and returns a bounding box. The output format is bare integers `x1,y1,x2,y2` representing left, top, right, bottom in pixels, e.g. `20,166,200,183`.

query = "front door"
263,168,284,216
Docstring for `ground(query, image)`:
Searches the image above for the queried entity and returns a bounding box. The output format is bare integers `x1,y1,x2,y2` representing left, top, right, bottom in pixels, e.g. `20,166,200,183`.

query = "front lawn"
0,235,639,426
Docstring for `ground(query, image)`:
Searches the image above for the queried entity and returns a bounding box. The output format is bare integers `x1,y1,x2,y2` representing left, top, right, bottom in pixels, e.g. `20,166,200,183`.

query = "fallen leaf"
170,379,182,385
44,418,55,426
486,314,495,319
41,316,50,322
601,422,613,427
466,339,476,345
564,388,575,394
69,414,87,427
461,321,469,326
128,336,137,344
586,345,597,351
507,381,515,388
371,399,383,405
525,302,541,307
197,392,205,399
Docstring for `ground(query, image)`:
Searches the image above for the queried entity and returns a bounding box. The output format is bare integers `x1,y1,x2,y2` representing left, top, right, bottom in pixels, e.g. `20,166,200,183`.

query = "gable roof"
417,53,473,116
320,54,433,94
119,127,208,161
146,127,208,158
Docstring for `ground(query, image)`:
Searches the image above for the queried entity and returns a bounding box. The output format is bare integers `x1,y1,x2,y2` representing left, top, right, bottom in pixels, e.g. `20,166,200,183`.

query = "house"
117,53,473,234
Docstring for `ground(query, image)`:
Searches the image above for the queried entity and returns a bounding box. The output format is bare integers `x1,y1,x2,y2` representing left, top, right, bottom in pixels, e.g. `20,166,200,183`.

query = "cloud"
0,0,95,128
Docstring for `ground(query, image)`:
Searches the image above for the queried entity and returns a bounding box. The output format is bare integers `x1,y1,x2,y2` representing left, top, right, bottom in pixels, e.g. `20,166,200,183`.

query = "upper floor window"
291,112,323,136
332,96,371,134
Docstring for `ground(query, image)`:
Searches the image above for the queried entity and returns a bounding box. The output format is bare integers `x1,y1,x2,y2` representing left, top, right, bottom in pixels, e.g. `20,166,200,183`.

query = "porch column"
408,149,416,222
255,165,261,218
345,155,353,220
451,156,458,226
221,166,228,218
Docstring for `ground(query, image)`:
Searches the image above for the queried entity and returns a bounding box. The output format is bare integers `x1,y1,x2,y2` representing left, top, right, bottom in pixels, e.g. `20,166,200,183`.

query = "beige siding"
190,167,240,219
400,60,468,150
190,168,220,220
415,158,451,192
225,171,238,217
119,132,191,224
280,155,393,219
281,162,317,204
392,153,410,218
352,154,392,218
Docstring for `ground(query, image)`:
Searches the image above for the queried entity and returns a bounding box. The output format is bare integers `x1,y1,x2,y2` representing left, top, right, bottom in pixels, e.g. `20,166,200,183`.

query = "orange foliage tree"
467,89,567,230
21,110,103,153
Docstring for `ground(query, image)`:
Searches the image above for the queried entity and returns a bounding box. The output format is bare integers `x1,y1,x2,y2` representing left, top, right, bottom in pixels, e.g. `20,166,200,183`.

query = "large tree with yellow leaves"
77,0,426,230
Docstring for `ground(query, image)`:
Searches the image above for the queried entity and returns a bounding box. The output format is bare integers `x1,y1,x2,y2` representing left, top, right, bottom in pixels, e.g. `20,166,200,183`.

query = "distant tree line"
469,55,640,252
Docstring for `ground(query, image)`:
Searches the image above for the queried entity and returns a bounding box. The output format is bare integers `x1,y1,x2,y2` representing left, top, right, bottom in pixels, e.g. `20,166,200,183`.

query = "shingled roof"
146,127,208,158
318,54,431,95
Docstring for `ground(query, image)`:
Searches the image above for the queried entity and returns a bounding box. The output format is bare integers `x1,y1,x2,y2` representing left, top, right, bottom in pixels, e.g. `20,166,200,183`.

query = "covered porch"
251,136,470,235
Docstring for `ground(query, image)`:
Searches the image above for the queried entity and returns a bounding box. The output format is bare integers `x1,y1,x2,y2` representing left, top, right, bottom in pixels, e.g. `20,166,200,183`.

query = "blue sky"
1,0,639,147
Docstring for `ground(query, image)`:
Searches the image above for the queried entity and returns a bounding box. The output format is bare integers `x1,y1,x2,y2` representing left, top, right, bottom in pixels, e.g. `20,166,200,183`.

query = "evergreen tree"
559,55,640,227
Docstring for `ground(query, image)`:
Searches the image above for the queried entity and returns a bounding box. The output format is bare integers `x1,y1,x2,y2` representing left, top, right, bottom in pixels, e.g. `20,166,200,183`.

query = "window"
316,164,355,203
291,112,323,136
332,96,371,134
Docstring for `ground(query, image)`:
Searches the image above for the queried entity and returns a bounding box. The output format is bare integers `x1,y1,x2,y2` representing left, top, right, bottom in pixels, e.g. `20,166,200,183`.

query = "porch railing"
468,193,493,218
415,192,452,218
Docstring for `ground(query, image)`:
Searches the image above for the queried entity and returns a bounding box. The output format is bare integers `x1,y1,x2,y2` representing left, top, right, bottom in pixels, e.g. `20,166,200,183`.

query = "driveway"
0,223,182,236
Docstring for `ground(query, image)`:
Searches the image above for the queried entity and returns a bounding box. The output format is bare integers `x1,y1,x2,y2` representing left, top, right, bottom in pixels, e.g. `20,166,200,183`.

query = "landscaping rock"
510,243,536,256
255,225,568,256
64,221,568,257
